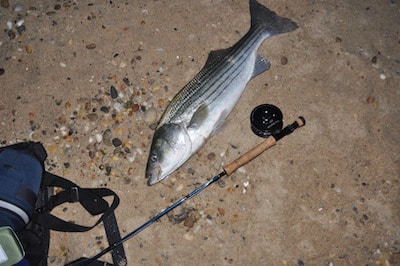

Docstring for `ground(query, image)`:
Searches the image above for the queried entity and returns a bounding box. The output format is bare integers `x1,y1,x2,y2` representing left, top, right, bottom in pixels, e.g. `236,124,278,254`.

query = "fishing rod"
71,116,305,266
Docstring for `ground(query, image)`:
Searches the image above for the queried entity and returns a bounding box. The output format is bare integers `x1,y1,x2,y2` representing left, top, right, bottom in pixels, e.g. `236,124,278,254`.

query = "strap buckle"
68,187,79,203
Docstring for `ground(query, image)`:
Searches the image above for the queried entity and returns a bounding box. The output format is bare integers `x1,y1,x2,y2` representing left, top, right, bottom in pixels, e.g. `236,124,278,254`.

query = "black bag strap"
34,172,118,232
32,171,126,265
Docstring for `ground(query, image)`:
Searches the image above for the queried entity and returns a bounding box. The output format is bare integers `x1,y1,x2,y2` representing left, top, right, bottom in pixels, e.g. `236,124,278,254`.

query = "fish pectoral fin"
188,103,209,130
251,55,271,79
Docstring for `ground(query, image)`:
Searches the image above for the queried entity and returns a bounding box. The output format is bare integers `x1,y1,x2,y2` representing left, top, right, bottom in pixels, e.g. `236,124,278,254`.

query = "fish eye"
150,155,158,162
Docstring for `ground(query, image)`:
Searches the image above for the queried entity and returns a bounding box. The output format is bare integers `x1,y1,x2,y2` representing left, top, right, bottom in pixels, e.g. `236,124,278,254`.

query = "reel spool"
250,104,283,138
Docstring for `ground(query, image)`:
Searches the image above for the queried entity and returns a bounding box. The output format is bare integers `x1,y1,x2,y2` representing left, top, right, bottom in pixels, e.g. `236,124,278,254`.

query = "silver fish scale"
158,25,267,127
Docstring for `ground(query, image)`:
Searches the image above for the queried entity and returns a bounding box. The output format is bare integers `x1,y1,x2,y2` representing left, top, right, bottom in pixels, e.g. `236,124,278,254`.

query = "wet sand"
1,0,399,265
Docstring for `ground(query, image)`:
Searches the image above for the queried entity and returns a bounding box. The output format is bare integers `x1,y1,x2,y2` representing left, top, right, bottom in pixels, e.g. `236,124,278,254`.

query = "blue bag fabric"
0,142,46,231
0,142,126,266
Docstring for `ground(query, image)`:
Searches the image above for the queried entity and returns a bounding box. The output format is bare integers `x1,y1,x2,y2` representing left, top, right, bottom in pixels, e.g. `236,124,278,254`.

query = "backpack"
0,141,126,265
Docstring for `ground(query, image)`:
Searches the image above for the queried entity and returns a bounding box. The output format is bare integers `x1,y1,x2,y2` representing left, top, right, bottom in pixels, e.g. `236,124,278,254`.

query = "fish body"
146,0,298,185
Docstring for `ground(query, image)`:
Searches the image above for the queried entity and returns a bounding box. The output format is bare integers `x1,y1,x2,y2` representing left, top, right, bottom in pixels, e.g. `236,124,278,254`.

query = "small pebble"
29,131,39,140
0,68,4,76
158,98,165,107
56,115,67,124
217,208,225,216
123,177,131,184
297,259,305,266
87,113,98,121
100,106,109,113
110,85,118,99
84,101,91,110
184,233,193,241
367,96,375,104
217,179,225,188
17,25,25,35
12,3,23,12
105,165,112,176
280,56,288,65
187,168,195,175
112,138,122,147
149,122,158,130
237,167,246,174
131,103,140,112
16,19,24,27
95,133,102,143
86,43,96,49
25,45,33,53
379,74,386,80
1,0,9,8
176,184,184,192
6,21,12,30
123,77,130,86
127,153,136,163
143,107,157,123
207,152,216,160
113,102,123,112
183,217,196,228
7,30,16,39
103,129,112,146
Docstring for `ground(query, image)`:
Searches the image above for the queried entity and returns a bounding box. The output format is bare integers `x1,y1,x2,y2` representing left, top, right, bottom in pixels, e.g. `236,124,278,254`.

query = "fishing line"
68,115,305,266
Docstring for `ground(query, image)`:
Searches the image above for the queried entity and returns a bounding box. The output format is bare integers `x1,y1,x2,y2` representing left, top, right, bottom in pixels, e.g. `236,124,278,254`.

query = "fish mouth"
147,177,160,186
146,163,163,186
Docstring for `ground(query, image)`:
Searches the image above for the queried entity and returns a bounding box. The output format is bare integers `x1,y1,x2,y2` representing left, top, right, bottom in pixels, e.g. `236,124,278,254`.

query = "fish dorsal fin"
204,48,231,69
188,103,209,129
251,55,270,79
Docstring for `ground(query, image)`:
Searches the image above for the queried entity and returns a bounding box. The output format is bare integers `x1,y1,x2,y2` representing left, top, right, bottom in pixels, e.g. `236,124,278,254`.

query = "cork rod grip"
223,116,306,176
223,136,277,176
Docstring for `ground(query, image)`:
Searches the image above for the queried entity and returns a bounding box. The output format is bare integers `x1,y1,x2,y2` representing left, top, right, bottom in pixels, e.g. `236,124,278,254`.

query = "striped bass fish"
146,0,298,185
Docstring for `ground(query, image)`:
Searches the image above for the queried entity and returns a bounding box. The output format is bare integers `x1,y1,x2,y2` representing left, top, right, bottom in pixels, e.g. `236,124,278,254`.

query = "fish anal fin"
251,55,270,79
188,103,209,129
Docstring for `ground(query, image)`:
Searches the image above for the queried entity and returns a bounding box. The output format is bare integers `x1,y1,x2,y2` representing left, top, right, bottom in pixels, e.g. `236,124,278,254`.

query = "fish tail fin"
250,0,298,35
